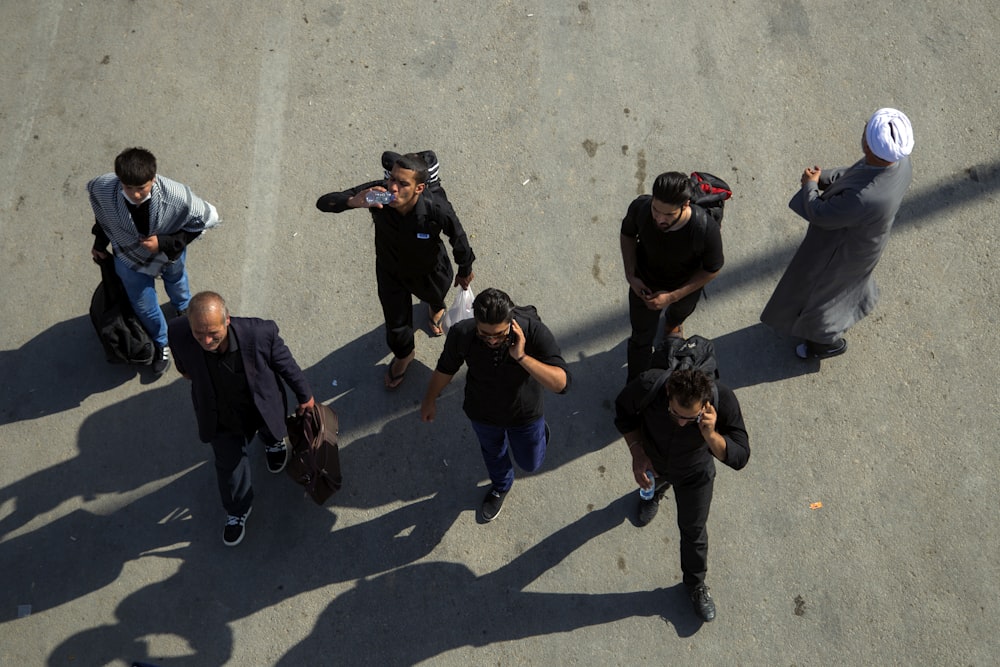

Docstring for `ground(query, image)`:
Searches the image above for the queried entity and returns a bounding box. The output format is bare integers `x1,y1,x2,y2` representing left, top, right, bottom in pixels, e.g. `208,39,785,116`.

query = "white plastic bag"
442,288,475,333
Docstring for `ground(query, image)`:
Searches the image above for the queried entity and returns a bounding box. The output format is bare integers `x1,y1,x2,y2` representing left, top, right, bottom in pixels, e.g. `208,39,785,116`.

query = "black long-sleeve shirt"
316,181,475,279
614,372,749,479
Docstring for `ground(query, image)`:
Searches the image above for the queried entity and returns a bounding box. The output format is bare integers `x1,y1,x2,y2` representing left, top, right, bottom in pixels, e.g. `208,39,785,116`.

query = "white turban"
865,108,914,162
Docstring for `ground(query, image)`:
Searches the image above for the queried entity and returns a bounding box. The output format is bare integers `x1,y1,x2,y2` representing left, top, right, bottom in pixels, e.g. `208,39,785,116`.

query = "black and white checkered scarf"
87,173,219,275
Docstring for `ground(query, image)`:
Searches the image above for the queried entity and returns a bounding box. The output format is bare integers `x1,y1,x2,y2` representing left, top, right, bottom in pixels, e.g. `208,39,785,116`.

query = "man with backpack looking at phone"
614,367,749,623
620,171,725,382
420,288,570,523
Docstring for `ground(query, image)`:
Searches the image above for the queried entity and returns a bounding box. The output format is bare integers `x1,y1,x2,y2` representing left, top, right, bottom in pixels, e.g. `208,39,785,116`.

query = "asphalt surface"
1,1,998,666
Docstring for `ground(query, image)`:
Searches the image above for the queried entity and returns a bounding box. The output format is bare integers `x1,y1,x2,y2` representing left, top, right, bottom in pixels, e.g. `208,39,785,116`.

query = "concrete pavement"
1,1,998,665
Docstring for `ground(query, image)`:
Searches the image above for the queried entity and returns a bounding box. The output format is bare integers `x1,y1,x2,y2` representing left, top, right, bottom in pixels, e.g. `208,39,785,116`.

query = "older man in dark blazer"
169,291,314,546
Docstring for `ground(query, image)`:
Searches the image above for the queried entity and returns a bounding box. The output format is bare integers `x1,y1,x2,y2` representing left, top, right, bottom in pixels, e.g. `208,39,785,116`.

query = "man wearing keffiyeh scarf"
89,147,219,375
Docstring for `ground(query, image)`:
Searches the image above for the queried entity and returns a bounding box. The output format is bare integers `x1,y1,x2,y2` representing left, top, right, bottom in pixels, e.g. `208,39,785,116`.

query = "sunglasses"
668,406,704,424
476,324,511,342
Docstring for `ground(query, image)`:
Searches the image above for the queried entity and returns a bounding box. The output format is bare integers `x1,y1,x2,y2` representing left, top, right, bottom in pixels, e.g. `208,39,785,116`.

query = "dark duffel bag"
285,403,342,505
89,254,155,365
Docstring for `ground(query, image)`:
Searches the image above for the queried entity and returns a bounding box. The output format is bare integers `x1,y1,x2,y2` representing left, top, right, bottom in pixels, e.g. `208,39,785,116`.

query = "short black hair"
666,369,714,408
651,171,694,206
393,153,429,185
114,147,157,186
473,288,515,325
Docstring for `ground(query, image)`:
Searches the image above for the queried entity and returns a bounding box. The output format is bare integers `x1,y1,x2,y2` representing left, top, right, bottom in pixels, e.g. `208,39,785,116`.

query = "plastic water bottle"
365,190,395,205
639,470,656,500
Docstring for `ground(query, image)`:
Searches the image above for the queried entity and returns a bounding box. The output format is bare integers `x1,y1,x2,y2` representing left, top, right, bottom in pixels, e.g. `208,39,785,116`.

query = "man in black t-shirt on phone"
420,288,570,522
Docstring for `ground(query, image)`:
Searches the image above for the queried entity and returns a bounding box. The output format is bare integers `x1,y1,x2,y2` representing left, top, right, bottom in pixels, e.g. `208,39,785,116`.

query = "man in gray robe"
760,108,914,359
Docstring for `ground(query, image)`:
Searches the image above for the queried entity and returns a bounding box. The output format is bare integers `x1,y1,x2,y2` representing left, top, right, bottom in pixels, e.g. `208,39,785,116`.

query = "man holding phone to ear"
421,288,570,522
614,368,749,623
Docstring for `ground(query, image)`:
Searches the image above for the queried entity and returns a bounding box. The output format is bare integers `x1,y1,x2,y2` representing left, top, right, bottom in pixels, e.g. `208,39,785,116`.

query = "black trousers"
626,287,702,381
210,424,280,516
376,263,451,359
653,467,715,590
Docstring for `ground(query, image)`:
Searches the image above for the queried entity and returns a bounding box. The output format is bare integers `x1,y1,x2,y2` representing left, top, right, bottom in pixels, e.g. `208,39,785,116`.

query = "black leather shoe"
796,338,848,360
637,498,659,526
689,584,716,622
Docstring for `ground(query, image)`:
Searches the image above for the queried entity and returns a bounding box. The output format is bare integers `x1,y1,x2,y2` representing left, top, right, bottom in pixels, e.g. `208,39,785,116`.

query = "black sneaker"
265,440,289,474
223,507,252,547
637,484,669,527
689,584,716,622
151,345,171,375
481,488,509,522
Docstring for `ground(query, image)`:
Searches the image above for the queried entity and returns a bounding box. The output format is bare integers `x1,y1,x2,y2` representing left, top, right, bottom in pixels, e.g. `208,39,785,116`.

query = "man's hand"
643,290,676,311
296,397,316,416
698,402,728,461
139,235,159,253
421,370,454,423
420,397,437,422
454,271,474,289
91,248,108,262
347,187,388,209
627,275,650,298
801,166,821,185
508,319,527,361
630,446,654,487
697,401,718,438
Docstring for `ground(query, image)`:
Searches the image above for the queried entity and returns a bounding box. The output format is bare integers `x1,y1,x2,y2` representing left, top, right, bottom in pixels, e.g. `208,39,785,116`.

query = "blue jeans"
470,417,549,493
114,251,190,347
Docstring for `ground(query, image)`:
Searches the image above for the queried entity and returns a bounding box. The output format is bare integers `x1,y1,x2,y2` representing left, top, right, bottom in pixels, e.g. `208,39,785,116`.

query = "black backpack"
690,171,732,225
89,255,155,365
382,149,446,197
638,335,719,412
685,172,732,257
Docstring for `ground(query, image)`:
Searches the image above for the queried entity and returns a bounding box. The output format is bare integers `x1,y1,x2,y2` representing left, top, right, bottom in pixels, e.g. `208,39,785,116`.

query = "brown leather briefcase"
285,403,342,505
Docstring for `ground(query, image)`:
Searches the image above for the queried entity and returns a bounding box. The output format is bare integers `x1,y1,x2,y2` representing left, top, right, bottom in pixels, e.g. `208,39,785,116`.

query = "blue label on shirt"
416,233,430,239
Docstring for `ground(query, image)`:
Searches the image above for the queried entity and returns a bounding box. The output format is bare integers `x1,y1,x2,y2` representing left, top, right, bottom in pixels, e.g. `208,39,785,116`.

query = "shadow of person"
0,477,203,623
274,494,701,667
537,339,631,473
712,323,818,390
303,316,451,410
0,379,202,542
40,324,708,666
0,315,140,425
45,495,699,667
41,478,473,666
41,375,478,665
